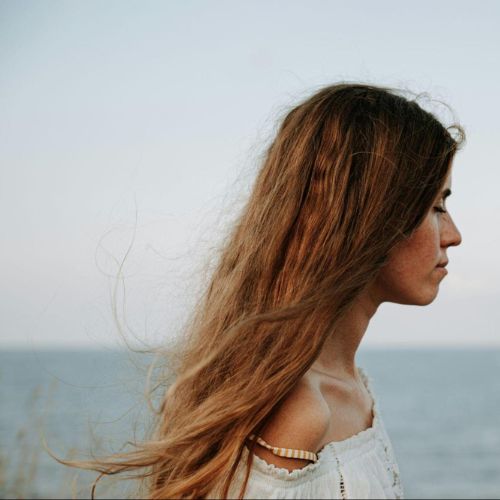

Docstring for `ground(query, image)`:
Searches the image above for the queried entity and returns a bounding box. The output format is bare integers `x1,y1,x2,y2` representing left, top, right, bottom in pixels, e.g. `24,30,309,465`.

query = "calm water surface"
1,348,499,498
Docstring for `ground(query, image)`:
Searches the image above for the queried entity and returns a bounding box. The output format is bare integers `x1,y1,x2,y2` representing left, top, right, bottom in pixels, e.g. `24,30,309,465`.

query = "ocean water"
0,348,499,499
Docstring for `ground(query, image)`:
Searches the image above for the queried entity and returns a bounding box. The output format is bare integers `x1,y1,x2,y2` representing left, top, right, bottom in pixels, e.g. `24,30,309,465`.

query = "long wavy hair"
60,82,465,498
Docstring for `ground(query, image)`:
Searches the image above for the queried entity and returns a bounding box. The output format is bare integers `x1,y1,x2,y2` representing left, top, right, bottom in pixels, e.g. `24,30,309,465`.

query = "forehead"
443,170,452,188
438,171,453,198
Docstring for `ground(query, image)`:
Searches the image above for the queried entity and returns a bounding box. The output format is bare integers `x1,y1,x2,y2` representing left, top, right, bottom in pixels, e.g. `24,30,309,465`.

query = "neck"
309,286,380,382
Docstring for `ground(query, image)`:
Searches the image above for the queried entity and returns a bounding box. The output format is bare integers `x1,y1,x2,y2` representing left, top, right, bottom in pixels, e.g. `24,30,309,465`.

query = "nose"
441,213,462,248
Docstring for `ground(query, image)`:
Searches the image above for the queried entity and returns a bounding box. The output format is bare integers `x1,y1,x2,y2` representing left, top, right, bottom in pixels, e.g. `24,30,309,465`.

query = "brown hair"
59,82,465,498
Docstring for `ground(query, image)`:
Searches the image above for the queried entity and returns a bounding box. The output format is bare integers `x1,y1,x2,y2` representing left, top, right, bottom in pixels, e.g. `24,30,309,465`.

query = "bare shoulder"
253,378,331,471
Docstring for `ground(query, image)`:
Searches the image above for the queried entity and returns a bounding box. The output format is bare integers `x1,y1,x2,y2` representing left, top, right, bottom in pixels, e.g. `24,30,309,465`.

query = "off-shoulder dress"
227,367,404,499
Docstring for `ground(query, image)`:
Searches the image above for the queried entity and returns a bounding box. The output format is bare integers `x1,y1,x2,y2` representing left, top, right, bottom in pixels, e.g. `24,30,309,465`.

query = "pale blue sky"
1,0,499,348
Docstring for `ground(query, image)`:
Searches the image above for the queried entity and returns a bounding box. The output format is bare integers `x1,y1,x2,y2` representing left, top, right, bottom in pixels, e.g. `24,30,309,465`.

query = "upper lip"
436,260,449,267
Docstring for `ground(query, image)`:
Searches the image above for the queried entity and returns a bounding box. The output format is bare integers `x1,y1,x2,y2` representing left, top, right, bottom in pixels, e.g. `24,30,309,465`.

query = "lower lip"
435,266,448,275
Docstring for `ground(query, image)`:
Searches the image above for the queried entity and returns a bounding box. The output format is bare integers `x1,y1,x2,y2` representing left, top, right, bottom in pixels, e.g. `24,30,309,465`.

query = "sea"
0,348,499,499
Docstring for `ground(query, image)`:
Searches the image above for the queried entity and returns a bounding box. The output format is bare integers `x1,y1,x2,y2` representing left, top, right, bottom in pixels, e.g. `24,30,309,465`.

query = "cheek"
374,218,441,299
394,216,440,272
393,241,436,276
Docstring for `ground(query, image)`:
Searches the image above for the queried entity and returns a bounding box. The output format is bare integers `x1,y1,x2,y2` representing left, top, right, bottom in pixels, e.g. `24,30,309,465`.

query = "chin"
386,287,439,306
413,294,438,306
413,287,441,306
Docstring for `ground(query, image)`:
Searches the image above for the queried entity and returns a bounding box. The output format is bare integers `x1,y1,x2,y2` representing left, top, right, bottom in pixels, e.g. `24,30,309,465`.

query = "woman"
68,82,464,499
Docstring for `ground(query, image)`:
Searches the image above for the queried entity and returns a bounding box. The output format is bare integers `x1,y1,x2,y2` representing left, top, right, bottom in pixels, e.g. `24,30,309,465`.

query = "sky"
1,0,499,349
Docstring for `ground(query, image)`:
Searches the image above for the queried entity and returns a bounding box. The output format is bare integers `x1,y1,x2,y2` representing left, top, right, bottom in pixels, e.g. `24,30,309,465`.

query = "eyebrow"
442,188,452,199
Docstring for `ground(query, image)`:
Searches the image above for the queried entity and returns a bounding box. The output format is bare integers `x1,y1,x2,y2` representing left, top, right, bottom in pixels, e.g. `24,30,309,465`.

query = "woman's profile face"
373,169,462,306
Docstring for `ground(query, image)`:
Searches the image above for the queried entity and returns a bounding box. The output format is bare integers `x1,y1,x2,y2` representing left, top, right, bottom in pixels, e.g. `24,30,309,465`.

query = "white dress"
227,367,404,499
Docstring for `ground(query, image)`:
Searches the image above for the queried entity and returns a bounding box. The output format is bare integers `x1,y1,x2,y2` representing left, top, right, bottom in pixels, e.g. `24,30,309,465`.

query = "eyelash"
434,206,447,214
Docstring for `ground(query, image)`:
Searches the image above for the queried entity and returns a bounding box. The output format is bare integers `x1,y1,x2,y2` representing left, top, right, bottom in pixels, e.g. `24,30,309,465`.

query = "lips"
436,260,449,268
